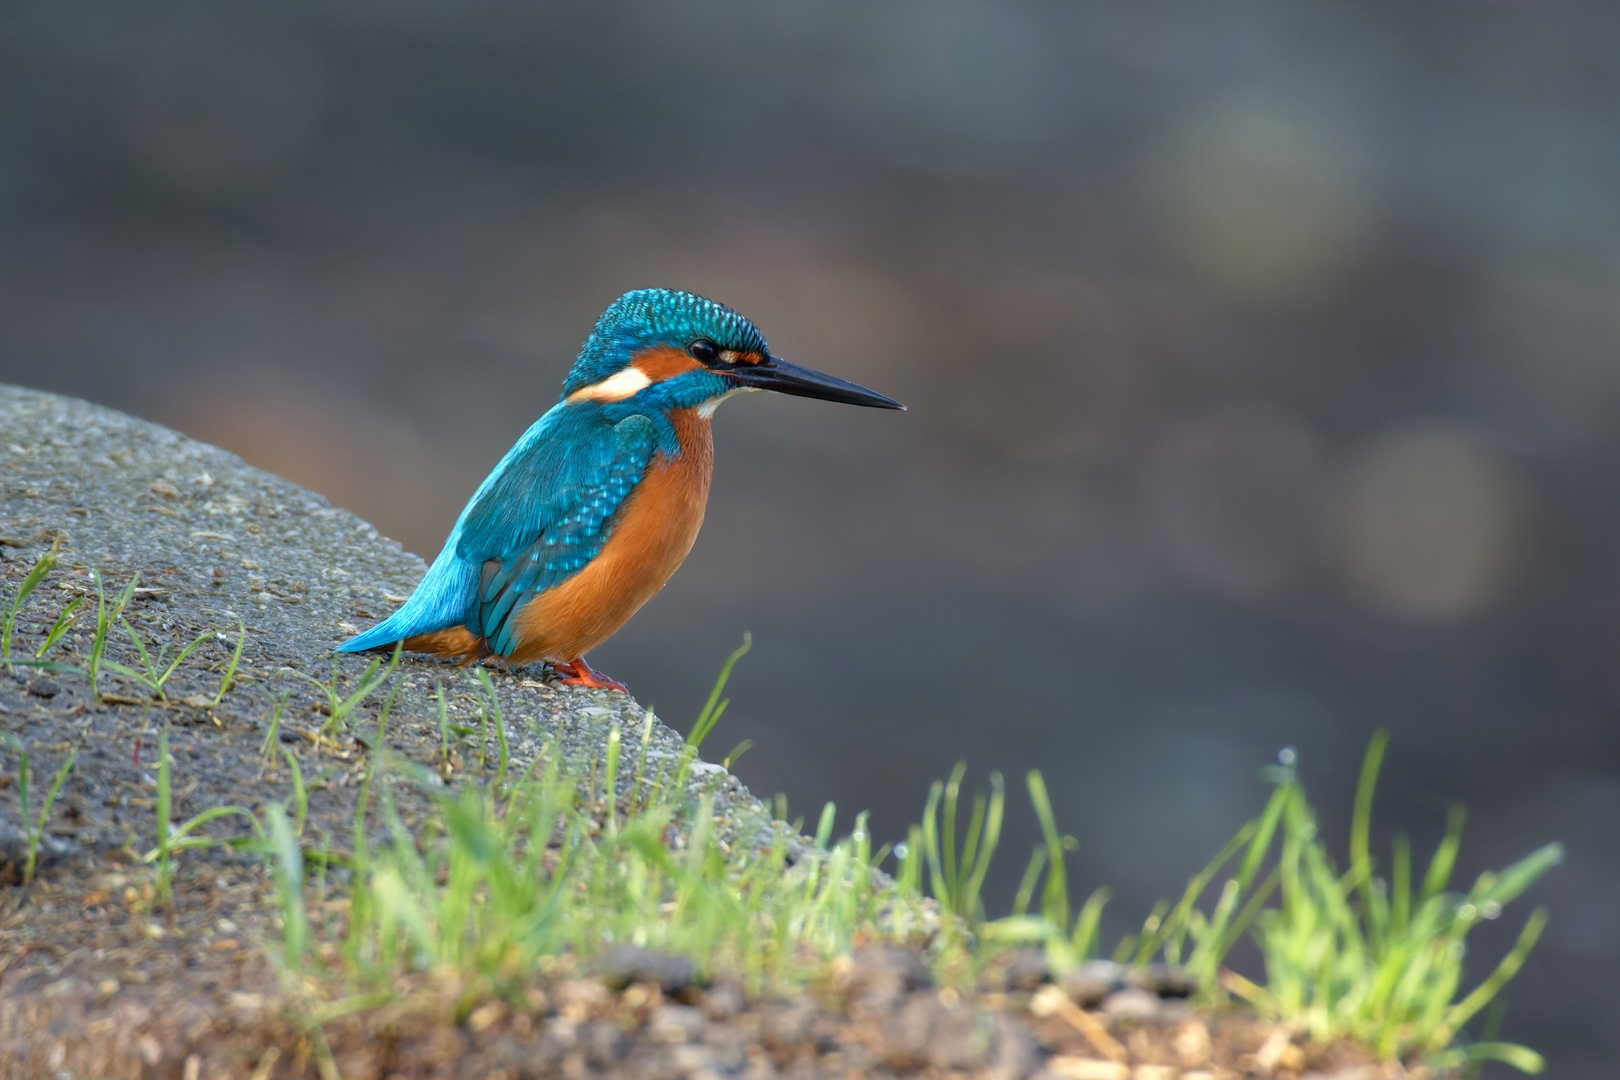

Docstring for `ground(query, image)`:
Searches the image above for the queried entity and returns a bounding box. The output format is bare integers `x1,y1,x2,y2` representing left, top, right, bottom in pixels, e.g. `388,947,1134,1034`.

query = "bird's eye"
689,340,719,364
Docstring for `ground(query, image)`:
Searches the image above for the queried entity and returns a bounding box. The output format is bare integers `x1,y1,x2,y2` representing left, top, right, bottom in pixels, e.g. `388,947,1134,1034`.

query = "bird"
336,287,904,692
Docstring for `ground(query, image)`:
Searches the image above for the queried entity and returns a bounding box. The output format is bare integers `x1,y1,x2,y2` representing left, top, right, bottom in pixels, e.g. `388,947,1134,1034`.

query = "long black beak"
725,355,906,410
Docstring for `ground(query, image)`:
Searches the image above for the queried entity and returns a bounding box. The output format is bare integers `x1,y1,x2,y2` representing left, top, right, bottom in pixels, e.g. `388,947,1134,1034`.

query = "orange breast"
507,408,714,664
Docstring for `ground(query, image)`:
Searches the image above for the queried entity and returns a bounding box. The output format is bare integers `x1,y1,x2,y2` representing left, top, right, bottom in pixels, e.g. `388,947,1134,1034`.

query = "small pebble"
999,946,1051,991
25,677,59,698
648,1004,706,1044
1061,960,1124,1007
598,946,698,993
1101,987,1160,1020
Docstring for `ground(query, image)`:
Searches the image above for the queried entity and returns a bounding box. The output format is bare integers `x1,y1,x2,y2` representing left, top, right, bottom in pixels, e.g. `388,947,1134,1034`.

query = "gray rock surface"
0,384,775,866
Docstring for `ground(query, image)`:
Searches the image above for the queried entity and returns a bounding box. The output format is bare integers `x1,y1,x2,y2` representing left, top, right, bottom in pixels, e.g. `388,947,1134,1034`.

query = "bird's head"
561,288,904,416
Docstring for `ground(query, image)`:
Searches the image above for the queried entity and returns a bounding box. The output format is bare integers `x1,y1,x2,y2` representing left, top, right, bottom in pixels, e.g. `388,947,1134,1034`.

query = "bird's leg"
553,656,628,693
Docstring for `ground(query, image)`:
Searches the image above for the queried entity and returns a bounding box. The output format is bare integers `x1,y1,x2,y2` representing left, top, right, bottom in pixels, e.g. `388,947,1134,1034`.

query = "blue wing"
337,404,658,655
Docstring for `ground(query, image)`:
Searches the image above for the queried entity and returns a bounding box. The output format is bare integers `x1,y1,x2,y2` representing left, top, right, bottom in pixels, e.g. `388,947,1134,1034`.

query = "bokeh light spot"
1154,99,1372,303
1333,426,1524,622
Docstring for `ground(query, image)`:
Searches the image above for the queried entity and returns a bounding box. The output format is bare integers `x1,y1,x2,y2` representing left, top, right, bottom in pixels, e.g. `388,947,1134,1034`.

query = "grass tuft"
1,540,60,670
1216,736,1561,1072
33,595,82,660
916,734,1556,1072
105,620,210,700
282,643,403,739
274,749,917,999
920,762,1004,927
86,569,140,701
145,727,264,905
2,732,77,885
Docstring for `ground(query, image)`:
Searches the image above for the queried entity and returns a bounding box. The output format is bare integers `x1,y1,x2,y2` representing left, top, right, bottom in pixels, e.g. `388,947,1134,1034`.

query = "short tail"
336,616,411,653
336,546,479,654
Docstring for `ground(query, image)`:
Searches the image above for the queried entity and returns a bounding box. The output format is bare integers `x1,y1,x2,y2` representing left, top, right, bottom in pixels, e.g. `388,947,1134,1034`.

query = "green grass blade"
941,762,965,910
814,802,836,850
1070,886,1110,958
264,801,309,969
1392,830,1412,937
1435,908,1550,1046
436,686,450,763
1421,804,1467,902
260,691,291,759
328,647,400,735
1351,729,1390,953
897,825,924,895
1026,770,1070,931
1011,844,1046,918
1140,819,1256,967
119,617,159,684
1449,1042,1545,1074
281,746,308,837
144,806,264,859
160,629,212,691
688,632,751,748
155,729,173,902
24,745,75,885
33,596,82,660
920,780,947,905
960,771,1005,925
1,735,30,831
212,616,247,704
102,659,158,693
1476,843,1563,910
603,722,622,838
3,539,59,666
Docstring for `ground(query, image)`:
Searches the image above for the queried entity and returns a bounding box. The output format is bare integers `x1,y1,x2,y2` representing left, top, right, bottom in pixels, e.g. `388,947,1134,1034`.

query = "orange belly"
503,408,714,664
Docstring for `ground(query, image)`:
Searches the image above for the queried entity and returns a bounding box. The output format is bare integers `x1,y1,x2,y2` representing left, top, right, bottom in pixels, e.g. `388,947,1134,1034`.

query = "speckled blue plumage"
336,288,767,658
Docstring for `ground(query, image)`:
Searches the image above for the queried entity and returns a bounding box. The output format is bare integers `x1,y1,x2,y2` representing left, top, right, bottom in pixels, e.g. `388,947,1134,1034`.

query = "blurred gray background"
3,1,1616,1071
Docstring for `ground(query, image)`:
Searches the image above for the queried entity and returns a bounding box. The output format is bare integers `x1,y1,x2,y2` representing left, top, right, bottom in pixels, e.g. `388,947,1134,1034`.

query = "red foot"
553,656,629,693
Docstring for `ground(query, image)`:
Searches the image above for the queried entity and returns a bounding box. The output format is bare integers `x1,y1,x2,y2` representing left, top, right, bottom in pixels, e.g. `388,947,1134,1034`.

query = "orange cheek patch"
632,346,704,382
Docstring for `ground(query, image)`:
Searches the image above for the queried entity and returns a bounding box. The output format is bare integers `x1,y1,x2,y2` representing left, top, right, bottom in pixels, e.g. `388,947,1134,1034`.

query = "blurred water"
3,1,1618,1070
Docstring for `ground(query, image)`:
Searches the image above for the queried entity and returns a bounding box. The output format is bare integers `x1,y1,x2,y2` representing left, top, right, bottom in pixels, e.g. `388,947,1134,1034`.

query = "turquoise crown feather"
561,288,770,398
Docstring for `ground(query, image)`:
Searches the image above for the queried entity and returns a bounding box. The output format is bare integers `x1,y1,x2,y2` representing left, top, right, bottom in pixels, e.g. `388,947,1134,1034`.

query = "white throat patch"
566,365,653,404
696,387,756,419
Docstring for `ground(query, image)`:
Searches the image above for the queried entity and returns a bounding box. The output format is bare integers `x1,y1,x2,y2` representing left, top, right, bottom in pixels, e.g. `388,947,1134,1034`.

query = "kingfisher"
336,288,904,691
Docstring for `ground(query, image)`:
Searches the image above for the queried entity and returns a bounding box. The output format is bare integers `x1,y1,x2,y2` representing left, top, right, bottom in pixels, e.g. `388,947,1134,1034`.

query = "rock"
698,979,746,1020
582,1020,630,1066
1042,1057,1130,1080
761,1001,816,1048
880,991,947,1068
1101,987,1161,1021
598,946,700,993
986,1012,1040,1080
1124,962,1198,998
25,676,59,698
847,944,932,1008
1061,960,1125,1007
996,946,1052,991
647,1004,707,1044
1171,1017,1213,1068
